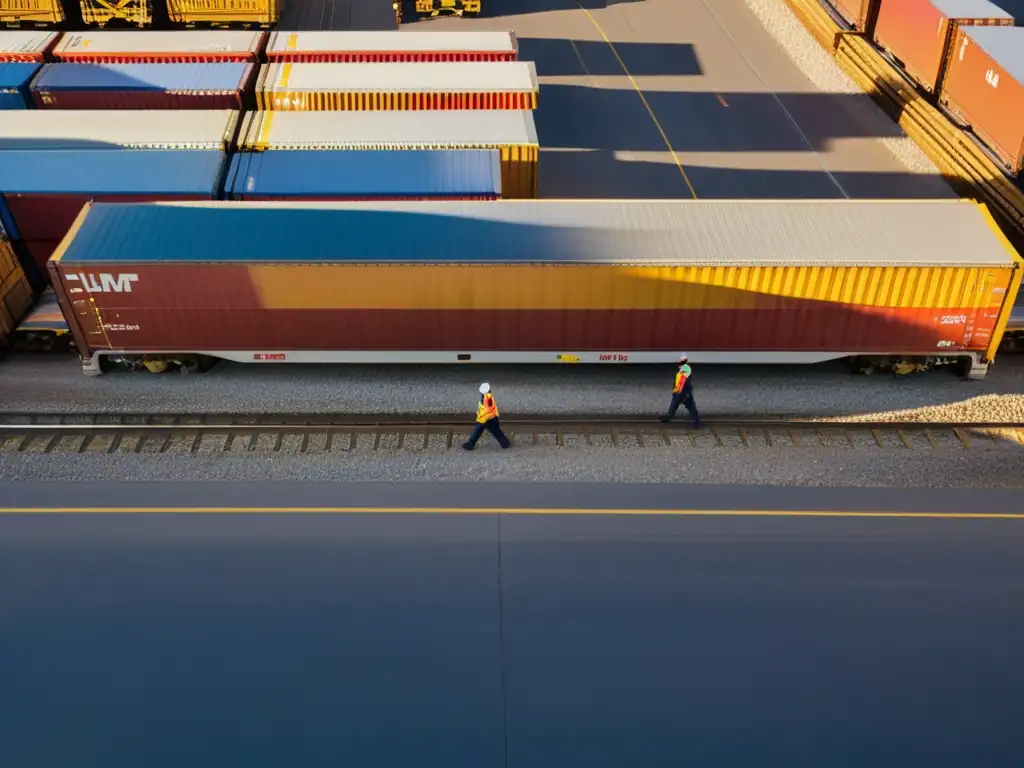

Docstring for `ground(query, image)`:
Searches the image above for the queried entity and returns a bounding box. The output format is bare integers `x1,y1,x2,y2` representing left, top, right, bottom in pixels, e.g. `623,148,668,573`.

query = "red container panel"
22,240,60,277
274,51,518,63
830,0,881,31
872,0,1013,93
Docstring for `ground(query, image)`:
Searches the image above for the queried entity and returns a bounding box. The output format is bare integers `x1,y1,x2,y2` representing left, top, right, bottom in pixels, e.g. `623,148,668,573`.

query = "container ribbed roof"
52,30,265,55
267,30,516,54
0,110,239,150
0,31,57,57
258,61,538,92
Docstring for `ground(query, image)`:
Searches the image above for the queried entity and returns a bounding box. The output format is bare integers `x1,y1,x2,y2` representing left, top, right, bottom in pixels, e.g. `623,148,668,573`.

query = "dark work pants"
466,418,511,449
666,392,700,426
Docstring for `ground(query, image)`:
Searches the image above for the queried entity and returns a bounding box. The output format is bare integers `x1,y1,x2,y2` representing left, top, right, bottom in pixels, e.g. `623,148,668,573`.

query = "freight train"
822,0,1024,178
30,198,1024,380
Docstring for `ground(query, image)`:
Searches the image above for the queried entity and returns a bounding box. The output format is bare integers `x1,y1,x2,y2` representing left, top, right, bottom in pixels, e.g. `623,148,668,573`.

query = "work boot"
462,442,474,451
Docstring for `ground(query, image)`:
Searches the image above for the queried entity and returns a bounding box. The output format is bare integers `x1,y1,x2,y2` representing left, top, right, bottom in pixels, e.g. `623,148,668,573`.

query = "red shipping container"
21,240,60,277
29,62,255,110
872,0,1013,94
939,25,1024,175
829,0,881,32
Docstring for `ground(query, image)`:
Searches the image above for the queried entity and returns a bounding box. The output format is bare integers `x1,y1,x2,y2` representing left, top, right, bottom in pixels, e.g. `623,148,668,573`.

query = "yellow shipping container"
0,0,64,26
166,0,280,27
415,0,481,16
80,0,151,27
0,265,33,343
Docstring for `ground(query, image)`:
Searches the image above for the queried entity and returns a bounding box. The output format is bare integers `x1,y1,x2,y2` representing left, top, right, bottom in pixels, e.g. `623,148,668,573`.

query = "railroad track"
1,413,1022,455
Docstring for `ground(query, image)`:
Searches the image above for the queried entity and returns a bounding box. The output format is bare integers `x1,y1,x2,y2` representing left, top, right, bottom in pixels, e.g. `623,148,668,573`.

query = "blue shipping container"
0,62,41,110
224,149,503,200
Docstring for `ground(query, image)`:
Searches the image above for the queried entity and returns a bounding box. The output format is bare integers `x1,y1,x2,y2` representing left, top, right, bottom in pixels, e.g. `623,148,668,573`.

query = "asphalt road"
2,482,1023,767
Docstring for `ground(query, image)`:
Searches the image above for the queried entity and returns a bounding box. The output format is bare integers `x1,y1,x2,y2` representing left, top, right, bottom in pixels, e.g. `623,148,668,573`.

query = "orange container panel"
830,0,881,31
939,26,1024,176
872,0,1013,94
0,263,33,342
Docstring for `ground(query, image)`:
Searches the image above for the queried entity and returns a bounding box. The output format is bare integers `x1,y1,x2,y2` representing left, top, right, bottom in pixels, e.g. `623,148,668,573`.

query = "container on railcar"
29,61,256,109
0,0,66,28
264,30,519,62
237,110,539,198
414,0,481,17
46,199,1023,379
0,245,33,354
872,0,1014,94
255,61,539,111
224,149,503,201
0,109,241,150
939,25,1024,176
0,30,58,61
828,0,881,32
164,0,280,29
51,30,267,63
0,62,40,109
79,0,151,27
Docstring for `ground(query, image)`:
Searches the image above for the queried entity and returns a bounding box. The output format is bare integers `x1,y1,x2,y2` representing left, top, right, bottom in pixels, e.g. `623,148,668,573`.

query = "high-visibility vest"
476,394,499,423
673,364,692,394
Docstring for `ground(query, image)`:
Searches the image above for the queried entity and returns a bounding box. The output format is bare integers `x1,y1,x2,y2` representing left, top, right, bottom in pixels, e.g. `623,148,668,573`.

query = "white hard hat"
679,354,689,363
479,382,491,394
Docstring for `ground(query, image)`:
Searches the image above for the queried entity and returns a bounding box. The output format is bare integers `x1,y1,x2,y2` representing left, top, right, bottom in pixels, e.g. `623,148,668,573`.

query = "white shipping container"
0,30,58,60
52,30,265,59
0,110,241,150
266,30,517,56
258,61,539,94
239,110,538,150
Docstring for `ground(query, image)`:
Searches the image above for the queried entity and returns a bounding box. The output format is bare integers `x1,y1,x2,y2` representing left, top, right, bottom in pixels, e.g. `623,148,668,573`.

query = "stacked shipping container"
51,31,266,63
0,31,58,62
264,30,519,62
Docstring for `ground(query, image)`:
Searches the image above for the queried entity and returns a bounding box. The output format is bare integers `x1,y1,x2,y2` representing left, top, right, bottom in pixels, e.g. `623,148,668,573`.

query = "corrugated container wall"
0,30,58,62
0,0,64,27
939,25,1024,176
256,61,539,111
0,109,241,151
238,110,539,198
47,200,1022,367
0,249,32,344
0,63,40,109
265,30,519,62
29,62,256,110
224,149,503,200
51,31,267,63
165,0,280,27
829,0,881,32
80,0,151,27
872,0,1014,93
0,149,226,281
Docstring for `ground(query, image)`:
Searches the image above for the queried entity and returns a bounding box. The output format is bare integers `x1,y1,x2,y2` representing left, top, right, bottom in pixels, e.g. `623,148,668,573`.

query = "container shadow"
281,0,400,31
518,37,701,77
474,0,646,18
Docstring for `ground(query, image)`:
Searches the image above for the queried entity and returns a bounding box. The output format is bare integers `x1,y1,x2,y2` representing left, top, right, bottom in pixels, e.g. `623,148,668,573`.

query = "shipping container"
52,30,267,63
225,149,503,201
415,0,482,16
20,240,60,285
256,61,539,111
265,30,518,62
872,0,1014,94
29,62,256,110
165,0,280,28
0,30,58,62
0,260,32,349
939,25,1024,176
80,0,151,27
0,109,241,151
0,147,225,248
0,227,17,281
238,110,538,198
0,0,64,28
828,0,881,32
0,63,39,109
12,287,72,349
47,199,1022,379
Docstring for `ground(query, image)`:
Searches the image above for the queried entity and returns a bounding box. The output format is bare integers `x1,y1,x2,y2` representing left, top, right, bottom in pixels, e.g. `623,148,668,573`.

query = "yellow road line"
577,3,699,199
0,507,1020,519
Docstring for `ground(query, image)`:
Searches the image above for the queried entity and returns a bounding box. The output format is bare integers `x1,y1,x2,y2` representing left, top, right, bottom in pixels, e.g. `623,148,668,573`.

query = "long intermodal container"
0,30,58,62
939,25,1024,176
0,242,32,349
265,30,519,62
828,0,881,32
0,0,64,28
0,109,241,150
47,199,1022,379
51,31,267,63
80,0,152,28
256,61,539,111
0,63,40,109
29,62,256,110
165,0,281,28
872,0,1014,94
0,149,226,280
238,110,538,198
225,149,503,201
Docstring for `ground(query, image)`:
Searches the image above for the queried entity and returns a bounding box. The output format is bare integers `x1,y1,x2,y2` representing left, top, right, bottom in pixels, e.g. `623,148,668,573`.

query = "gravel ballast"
3,356,1024,423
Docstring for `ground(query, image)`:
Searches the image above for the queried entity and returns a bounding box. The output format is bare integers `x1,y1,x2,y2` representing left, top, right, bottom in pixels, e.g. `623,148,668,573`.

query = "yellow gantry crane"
414,0,481,18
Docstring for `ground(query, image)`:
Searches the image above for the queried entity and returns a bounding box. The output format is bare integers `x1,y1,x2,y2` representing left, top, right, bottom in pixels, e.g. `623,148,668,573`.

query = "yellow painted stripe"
255,110,274,150
246,264,1014,311
286,32,297,50
0,507,1021,519
278,62,292,89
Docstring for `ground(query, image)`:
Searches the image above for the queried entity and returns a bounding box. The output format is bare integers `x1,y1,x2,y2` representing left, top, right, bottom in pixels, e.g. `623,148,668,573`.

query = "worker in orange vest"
659,354,701,427
463,382,511,451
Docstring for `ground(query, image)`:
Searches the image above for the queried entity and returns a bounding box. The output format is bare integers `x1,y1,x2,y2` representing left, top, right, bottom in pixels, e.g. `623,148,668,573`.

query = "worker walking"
463,382,511,451
659,354,701,427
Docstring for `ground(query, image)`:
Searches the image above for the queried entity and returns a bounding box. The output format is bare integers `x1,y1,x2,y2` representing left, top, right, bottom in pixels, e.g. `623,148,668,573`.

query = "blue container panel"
225,149,503,200
30,62,252,92
0,149,228,195
0,63,39,109
0,196,19,240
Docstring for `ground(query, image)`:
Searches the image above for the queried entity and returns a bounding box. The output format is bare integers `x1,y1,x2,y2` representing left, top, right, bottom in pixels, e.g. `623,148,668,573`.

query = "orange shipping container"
829,0,881,32
872,0,1013,94
939,25,1024,176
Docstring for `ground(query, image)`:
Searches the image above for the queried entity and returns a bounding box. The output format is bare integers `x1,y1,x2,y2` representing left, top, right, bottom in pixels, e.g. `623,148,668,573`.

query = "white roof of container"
963,26,1024,84
932,0,1013,19
0,110,240,150
240,110,538,150
0,30,57,55
53,30,265,55
267,30,516,54
152,199,1020,266
260,61,539,92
